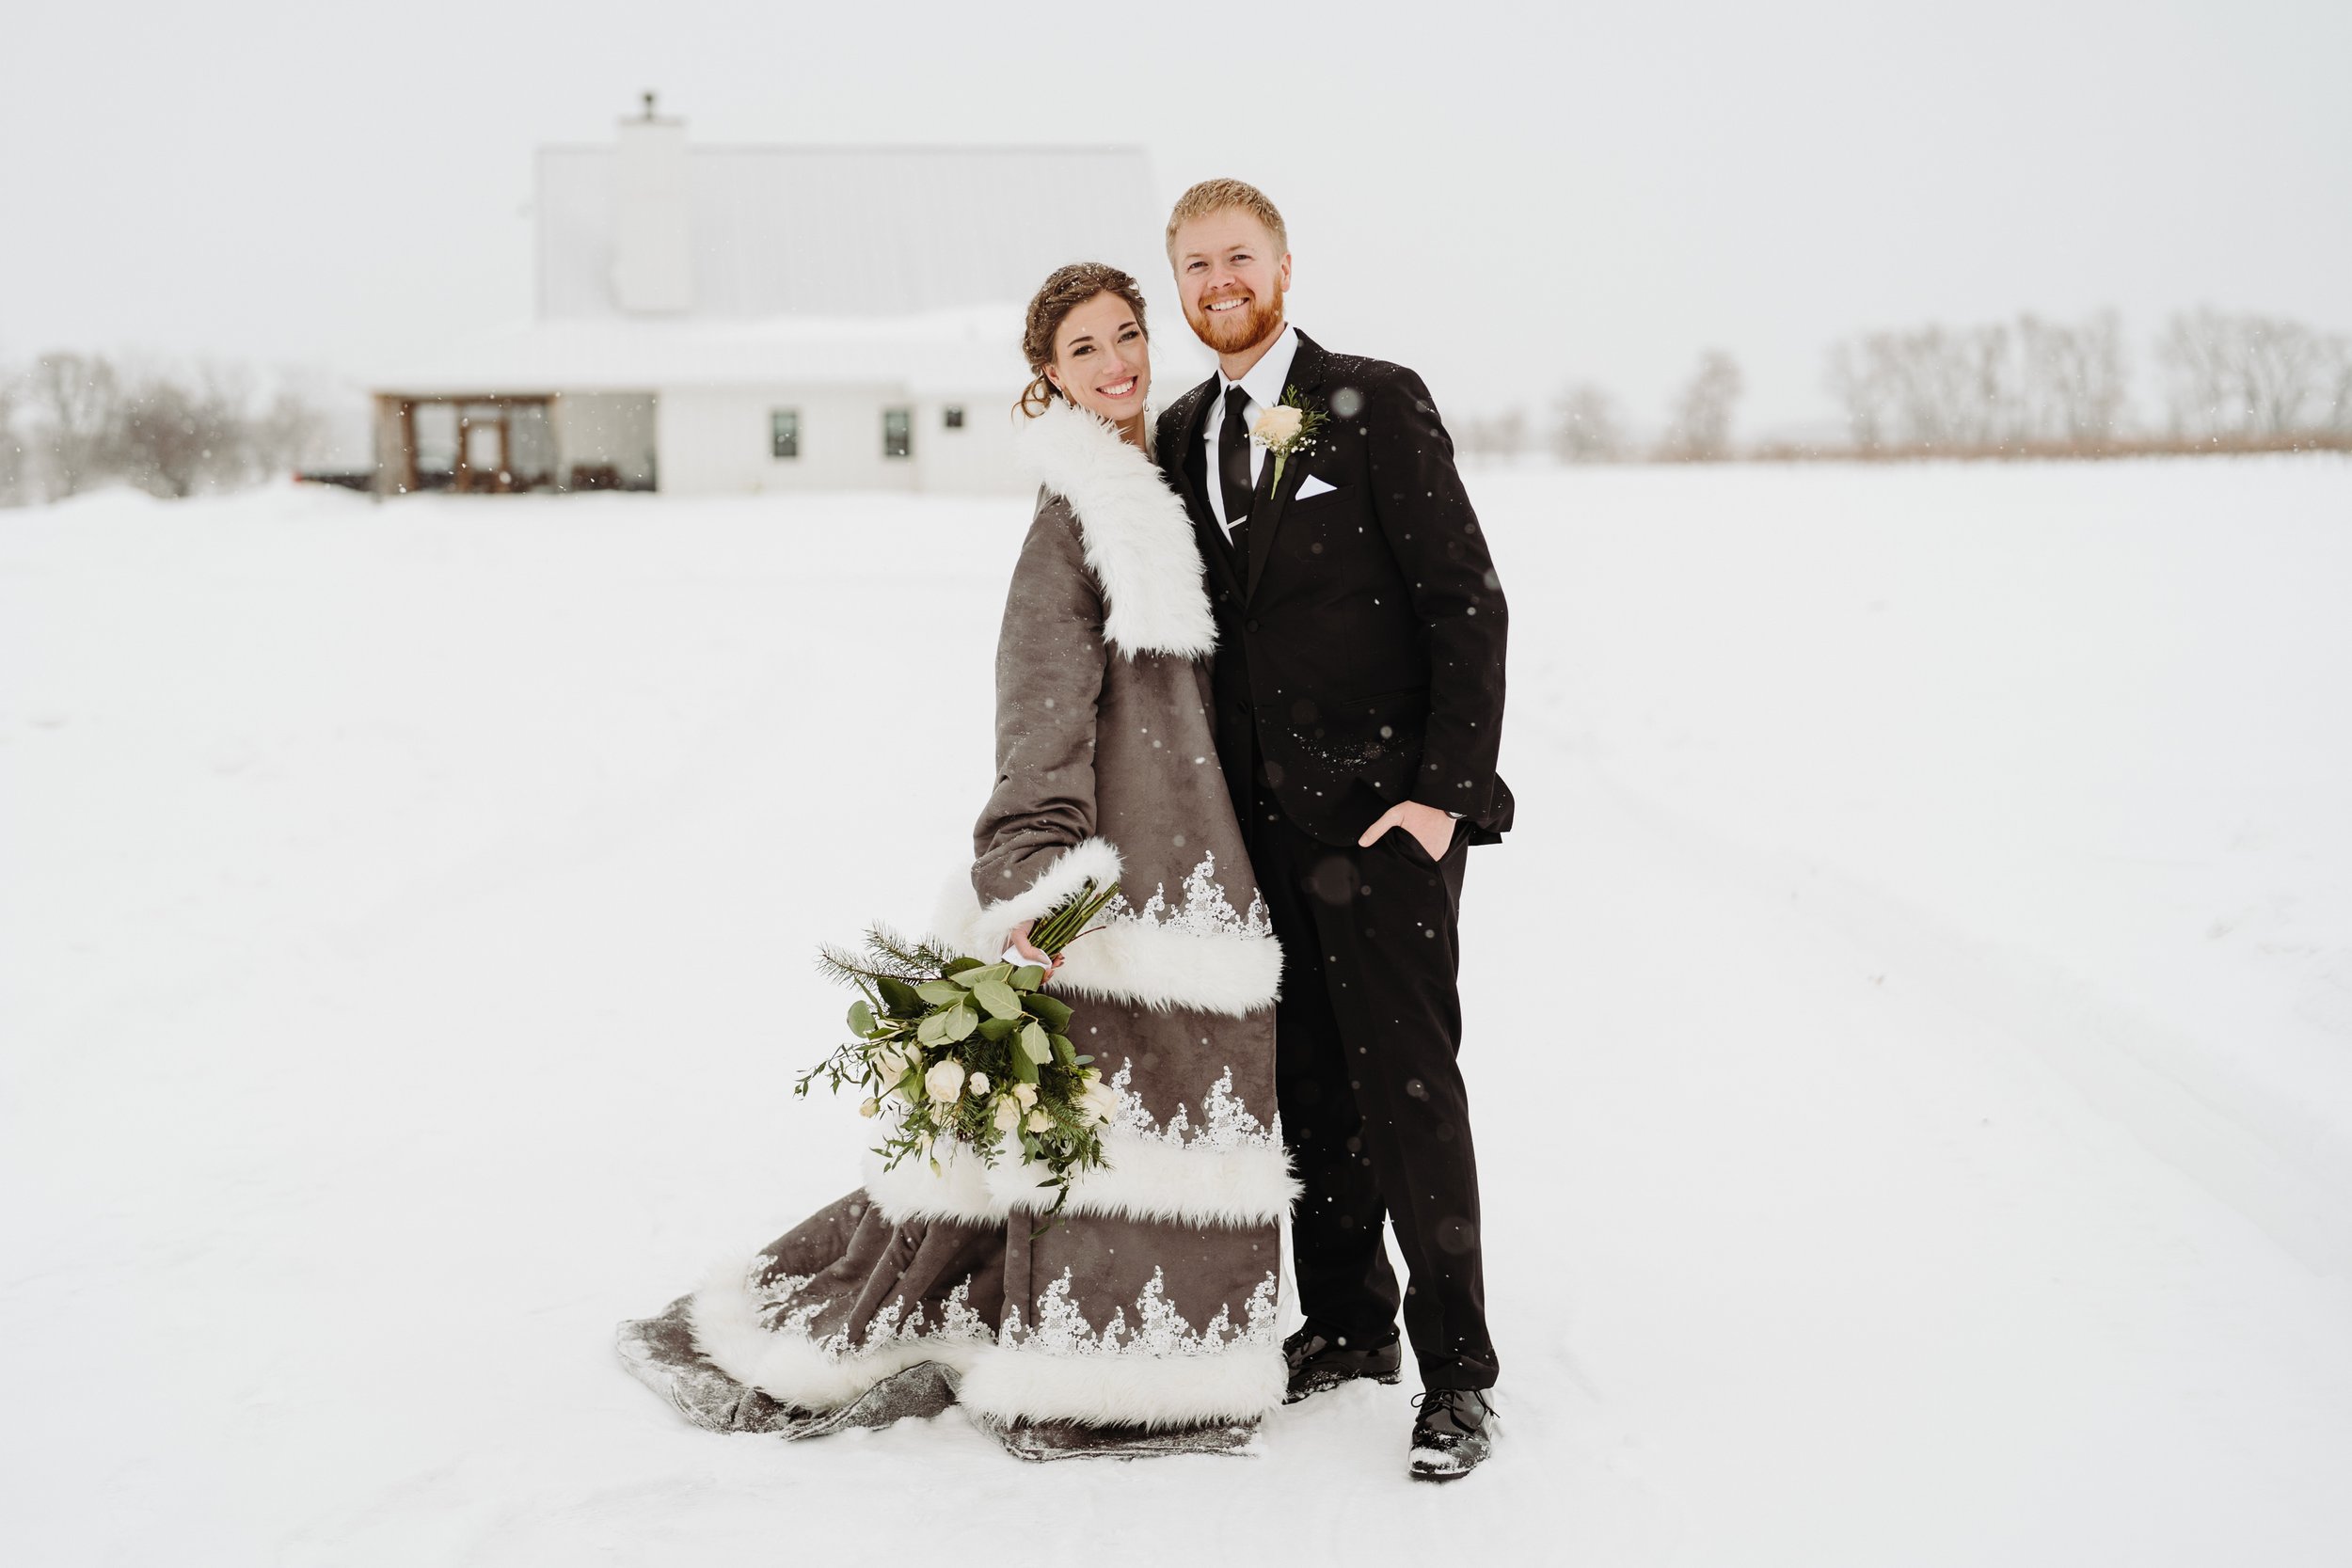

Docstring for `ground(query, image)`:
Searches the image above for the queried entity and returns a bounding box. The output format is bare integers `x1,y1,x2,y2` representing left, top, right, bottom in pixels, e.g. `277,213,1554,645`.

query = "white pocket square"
1295,474,1339,499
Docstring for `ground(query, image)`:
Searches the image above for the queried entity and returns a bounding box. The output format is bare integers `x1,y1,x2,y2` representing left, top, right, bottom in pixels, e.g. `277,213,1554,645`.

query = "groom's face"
1172,209,1290,356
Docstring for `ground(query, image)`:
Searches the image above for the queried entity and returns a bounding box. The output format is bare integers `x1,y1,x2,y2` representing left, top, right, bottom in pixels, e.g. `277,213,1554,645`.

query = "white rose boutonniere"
1247,385,1328,489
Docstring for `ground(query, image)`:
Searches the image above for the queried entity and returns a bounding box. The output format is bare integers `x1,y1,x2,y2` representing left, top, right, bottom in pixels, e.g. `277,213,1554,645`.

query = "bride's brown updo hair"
1018,261,1151,418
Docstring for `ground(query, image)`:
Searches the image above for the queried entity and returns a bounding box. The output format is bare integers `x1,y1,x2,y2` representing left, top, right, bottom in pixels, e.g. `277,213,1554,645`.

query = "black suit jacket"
1154,330,1513,849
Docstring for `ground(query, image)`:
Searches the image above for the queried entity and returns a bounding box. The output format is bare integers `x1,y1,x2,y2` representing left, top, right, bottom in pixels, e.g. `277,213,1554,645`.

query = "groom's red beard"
1185,282,1286,355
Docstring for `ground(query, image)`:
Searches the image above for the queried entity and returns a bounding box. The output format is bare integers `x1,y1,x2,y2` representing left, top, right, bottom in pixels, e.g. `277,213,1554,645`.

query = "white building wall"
654,385,1023,496
913,395,1021,495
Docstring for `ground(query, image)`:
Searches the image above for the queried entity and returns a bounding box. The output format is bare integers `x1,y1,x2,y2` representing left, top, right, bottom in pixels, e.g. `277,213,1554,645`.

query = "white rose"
967,1072,990,1098
1250,404,1304,445
873,1043,908,1079
1012,1082,1039,1109
924,1060,966,1103
1084,1083,1120,1125
1025,1109,1053,1133
857,1097,880,1118
992,1097,1024,1134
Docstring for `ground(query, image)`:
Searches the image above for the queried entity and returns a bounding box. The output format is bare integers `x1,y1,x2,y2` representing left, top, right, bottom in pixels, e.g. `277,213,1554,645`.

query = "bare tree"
1549,382,1626,463
2159,308,2351,439
2020,310,2129,445
1828,312,2131,453
27,352,121,497
113,360,260,498
1824,340,1884,452
1661,350,1742,461
250,384,331,477
0,367,23,505
1457,407,1531,463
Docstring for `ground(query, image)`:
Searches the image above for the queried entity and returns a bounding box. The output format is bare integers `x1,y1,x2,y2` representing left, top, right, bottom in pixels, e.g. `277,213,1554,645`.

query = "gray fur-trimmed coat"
619,399,1292,1450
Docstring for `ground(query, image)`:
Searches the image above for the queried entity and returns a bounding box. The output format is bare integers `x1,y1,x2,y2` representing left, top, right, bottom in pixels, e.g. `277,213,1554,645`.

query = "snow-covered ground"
4,458,2350,1565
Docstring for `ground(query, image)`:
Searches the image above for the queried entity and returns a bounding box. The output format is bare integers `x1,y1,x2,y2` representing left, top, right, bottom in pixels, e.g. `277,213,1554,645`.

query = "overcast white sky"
3,0,2345,437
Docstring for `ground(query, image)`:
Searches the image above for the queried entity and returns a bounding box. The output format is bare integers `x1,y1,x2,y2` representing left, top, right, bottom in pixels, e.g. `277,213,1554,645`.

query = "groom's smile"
1170,206,1293,369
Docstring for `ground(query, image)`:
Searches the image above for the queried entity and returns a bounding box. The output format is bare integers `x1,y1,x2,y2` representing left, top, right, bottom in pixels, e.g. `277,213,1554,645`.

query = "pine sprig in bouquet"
798,879,1123,1224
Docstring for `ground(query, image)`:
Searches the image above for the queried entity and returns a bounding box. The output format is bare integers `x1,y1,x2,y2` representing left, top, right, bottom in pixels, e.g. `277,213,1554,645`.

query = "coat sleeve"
1362,367,1511,825
969,499,1116,925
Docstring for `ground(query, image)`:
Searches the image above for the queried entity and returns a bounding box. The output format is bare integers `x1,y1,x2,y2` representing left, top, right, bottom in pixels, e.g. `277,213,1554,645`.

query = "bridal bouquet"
797,879,1123,1223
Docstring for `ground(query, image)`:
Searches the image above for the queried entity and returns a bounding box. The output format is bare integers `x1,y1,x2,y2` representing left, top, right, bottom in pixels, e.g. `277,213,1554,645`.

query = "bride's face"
1045,292,1150,423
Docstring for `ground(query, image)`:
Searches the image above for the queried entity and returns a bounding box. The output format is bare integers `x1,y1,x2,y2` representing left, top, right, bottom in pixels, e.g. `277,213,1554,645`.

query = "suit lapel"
1168,376,1246,604
1244,331,1327,604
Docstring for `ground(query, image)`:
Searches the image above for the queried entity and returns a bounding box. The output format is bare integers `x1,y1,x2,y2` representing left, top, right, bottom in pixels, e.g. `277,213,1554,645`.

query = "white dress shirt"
1201,324,1301,533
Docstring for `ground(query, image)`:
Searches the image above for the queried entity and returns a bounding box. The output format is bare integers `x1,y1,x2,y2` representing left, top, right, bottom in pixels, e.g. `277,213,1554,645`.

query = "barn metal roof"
534,143,1161,321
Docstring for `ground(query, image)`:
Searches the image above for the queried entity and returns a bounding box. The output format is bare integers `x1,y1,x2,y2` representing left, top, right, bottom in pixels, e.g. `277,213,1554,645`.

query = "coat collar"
1012,399,1217,660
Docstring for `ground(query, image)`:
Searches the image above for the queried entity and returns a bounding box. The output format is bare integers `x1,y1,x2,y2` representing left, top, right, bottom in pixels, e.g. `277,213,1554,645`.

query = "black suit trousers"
1248,793,1499,1391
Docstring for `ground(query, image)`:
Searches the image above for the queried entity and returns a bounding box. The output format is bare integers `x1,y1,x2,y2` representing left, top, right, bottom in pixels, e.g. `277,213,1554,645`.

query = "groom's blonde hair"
1165,179,1288,260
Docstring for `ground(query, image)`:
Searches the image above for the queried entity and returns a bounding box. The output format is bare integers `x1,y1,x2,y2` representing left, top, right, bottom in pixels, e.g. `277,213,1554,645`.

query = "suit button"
1246,618,1260,633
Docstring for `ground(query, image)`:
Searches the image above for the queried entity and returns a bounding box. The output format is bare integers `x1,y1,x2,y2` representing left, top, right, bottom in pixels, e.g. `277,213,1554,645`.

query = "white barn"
372,102,1161,497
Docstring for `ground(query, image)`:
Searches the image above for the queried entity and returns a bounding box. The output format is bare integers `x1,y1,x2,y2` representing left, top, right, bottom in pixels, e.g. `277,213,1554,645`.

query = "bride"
617,262,1295,1461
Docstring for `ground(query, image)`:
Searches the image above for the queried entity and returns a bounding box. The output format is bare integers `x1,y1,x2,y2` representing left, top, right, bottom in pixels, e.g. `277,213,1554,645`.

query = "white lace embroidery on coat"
1101,850,1273,941
999,1265,1279,1356
751,1267,993,1357
1104,1060,1278,1153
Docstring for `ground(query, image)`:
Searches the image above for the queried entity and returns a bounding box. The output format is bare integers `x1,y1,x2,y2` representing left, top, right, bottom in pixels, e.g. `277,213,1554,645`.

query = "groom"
1153,180,1513,1481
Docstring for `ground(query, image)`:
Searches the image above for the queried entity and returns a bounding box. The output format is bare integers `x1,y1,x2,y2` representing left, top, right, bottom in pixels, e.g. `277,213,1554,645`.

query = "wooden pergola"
373,394,556,496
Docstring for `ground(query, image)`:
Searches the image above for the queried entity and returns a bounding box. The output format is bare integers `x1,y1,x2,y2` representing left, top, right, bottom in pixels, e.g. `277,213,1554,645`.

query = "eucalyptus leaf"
943,957,983,976
847,1000,875,1036
977,1016,1018,1043
1010,1050,1040,1085
877,976,922,1017
1051,1033,1076,1066
1025,993,1073,1032
1009,964,1046,990
916,1011,951,1047
973,980,1025,1021
914,979,963,1006
1019,1021,1052,1065
945,1005,977,1041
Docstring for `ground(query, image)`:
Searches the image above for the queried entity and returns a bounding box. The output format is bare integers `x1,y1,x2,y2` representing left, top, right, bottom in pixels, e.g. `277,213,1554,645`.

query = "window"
882,407,913,459
770,409,801,460
943,405,965,430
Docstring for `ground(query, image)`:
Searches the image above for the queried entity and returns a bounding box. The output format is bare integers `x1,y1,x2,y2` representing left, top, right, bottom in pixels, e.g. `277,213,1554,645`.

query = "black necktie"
1218,386,1255,549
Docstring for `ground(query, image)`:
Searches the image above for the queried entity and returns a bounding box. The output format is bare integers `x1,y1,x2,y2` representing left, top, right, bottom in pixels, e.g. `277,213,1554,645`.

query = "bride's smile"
1044,289,1152,430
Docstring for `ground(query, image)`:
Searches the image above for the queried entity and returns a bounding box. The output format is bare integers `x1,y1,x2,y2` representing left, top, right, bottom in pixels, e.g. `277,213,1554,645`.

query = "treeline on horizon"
5,305,2348,506
1458,305,2352,465
0,353,332,506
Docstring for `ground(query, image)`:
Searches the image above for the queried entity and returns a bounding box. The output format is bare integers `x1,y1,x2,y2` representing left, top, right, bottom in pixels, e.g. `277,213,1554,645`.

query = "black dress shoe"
1281,1324,1404,1404
1407,1387,1498,1481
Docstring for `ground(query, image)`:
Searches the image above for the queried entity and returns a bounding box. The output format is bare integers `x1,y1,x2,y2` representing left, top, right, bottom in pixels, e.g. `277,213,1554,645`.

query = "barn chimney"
611,91,693,314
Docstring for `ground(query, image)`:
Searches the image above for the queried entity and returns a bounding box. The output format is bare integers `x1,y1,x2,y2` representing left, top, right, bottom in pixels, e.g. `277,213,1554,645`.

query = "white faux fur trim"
965,836,1125,963
1013,399,1216,660
1045,918,1283,1017
985,1125,1300,1227
860,1125,1296,1228
861,1141,1010,1225
685,1257,984,1412
938,842,1283,1018
958,1342,1286,1428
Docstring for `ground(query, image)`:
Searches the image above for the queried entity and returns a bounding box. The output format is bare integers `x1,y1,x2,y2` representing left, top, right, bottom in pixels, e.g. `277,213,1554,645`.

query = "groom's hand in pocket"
1360,800,1457,862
